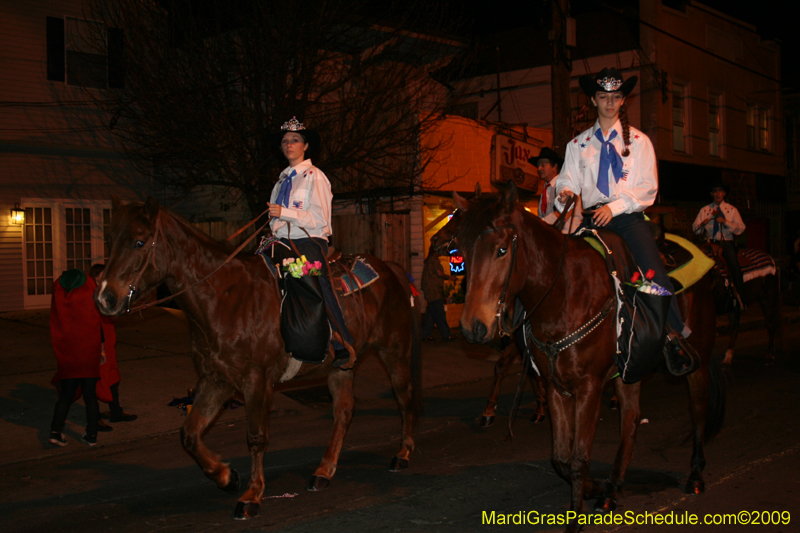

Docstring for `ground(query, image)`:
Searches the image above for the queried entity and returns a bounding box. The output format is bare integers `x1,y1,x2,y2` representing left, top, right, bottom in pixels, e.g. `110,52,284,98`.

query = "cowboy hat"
527,147,564,169
579,68,638,97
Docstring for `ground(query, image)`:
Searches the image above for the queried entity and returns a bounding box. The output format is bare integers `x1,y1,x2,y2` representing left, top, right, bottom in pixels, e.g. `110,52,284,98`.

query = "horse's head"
454,182,527,344
94,196,166,315
429,183,481,256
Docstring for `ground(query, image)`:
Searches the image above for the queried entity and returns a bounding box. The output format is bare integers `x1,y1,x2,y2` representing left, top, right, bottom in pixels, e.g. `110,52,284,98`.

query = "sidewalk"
1,302,797,467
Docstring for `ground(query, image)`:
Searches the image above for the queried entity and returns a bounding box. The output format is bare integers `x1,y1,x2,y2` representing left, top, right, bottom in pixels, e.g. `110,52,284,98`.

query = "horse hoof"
307,475,330,491
686,478,705,494
594,497,617,513
479,415,495,428
389,457,409,472
529,413,546,424
233,501,259,520
223,469,240,494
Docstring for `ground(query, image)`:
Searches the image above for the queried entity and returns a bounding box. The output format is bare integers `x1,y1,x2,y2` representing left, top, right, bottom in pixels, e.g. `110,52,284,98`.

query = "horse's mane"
457,193,548,246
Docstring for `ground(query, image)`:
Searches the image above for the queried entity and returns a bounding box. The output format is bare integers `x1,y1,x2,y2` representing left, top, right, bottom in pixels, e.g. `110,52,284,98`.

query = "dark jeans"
422,298,451,340
280,238,354,349
51,377,100,435
604,213,685,334
718,240,745,296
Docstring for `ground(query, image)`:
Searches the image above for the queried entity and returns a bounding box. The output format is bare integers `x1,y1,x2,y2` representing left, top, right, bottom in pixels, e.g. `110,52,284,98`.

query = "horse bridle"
120,209,272,313
477,222,569,338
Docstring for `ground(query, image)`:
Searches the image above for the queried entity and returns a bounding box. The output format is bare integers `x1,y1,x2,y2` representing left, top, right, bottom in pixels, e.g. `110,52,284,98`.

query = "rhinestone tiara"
597,77,623,92
281,117,306,132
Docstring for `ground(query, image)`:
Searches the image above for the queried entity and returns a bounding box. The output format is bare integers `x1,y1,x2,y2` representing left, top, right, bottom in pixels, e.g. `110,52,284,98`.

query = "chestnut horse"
94,197,421,520
448,184,725,531
431,210,547,428
702,244,782,365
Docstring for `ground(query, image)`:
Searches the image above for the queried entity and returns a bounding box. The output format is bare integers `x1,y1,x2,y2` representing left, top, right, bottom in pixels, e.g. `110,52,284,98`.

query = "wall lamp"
10,203,25,225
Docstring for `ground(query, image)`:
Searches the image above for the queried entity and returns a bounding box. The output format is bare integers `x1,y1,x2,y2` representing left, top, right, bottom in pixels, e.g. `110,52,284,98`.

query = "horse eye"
134,240,145,248
497,247,508,257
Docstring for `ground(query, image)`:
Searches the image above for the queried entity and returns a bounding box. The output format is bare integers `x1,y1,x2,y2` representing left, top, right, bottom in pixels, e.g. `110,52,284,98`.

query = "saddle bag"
280,271,331,364
616,281,670,384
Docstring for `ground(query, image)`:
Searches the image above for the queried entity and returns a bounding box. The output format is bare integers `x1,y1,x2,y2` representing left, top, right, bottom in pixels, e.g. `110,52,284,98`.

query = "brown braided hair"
619,103,631,157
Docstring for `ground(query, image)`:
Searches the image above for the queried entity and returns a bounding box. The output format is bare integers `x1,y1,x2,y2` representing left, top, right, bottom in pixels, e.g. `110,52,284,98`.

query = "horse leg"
723,309,740,365
566,379,604,531
530,373,547,424
479,343,517,427
759,278,781,364
590,379,641,513
308,369,355,491
685,363,710,494
232,373,274,520
181,378,239,493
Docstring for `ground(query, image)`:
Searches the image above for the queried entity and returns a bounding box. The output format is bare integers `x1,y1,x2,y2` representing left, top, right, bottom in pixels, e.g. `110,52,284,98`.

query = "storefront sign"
491,134,543,193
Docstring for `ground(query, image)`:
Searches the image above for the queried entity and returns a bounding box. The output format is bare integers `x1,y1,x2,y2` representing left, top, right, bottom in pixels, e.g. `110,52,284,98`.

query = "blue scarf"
275,169,297,207
712,204,726,239
595,129,624,197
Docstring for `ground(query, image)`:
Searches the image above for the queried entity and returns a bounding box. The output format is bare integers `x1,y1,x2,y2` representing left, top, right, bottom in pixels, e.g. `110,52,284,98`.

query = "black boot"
664,331,700,377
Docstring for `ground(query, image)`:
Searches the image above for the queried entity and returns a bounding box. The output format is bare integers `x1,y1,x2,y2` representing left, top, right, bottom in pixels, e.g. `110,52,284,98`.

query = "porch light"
10,203,24,225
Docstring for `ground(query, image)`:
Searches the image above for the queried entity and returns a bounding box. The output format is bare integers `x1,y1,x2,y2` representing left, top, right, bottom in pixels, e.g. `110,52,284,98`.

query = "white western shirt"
540,174,582,233
692,201,745,241
555,120,657,217
269,159,333,240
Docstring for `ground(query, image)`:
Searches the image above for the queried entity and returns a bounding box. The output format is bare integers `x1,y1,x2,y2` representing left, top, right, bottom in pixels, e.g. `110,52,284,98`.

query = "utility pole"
551,0,573,156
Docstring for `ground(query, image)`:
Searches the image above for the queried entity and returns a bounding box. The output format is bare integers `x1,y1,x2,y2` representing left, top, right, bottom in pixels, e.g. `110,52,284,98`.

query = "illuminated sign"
449,249,465,275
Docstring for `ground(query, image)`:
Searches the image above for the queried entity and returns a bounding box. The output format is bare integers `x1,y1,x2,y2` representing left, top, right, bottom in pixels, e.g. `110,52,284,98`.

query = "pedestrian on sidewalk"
90,264,137,425
48,269,102,447
421,249,458,341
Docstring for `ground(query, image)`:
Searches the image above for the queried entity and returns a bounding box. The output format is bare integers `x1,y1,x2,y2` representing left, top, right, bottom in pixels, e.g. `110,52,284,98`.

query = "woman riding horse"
268,117,354,367
556,68,697,375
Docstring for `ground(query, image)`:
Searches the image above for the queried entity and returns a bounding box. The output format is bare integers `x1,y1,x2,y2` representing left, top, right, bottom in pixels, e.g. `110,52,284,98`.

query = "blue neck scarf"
712,203,726,239
275,169,297,208
595,128,623,197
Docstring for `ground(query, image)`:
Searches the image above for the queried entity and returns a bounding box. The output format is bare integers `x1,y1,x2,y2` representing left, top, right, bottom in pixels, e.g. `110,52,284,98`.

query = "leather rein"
122,208,272,313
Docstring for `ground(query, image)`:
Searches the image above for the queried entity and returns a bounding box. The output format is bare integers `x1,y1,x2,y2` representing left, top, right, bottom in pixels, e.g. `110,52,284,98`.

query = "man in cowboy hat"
692,182,746,305
528,147,581,233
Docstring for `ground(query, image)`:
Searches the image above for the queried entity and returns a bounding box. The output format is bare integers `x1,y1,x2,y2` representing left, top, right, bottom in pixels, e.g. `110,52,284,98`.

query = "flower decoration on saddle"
626,269,672,296
282,255,322,278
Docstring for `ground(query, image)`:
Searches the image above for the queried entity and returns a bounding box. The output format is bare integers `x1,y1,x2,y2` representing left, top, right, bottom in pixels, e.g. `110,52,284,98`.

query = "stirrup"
663,329,699,377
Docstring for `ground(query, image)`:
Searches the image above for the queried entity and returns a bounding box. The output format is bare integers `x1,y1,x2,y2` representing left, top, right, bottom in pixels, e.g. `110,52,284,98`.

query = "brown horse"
702,244,782,365
448,184,725,531
430,192,548,428
94,197,421,520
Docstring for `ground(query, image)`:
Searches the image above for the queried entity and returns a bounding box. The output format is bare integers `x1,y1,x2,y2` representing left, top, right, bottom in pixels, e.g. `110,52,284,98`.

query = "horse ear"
143,196,160,219
453,191,471,212
473,182,482,198
111,194,123,210
502,181,518,212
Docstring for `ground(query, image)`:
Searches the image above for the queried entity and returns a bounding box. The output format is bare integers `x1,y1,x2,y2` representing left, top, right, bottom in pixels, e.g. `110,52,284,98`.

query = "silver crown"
597,77,623,92
281,116,306,132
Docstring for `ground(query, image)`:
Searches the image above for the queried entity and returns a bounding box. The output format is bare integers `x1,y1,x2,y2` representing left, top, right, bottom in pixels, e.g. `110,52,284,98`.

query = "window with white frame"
21,200,111,309
672,83,686,152
708,92,721,157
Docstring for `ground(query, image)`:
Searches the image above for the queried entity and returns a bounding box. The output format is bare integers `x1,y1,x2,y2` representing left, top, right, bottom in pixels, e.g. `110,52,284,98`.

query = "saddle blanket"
336,257,380,295
581,232,714,294
710,248,776,283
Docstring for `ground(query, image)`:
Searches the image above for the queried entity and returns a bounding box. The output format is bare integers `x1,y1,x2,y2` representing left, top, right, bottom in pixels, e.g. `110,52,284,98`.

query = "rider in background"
268,117,354,368
692,183,746,306
555,67,697,372
528,146,582,233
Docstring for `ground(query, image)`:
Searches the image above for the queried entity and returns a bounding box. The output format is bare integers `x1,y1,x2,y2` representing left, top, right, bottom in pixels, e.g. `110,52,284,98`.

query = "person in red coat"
48,269,103,447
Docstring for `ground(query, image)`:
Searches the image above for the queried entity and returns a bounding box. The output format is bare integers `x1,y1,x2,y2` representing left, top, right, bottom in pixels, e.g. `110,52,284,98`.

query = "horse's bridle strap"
528,297,615,396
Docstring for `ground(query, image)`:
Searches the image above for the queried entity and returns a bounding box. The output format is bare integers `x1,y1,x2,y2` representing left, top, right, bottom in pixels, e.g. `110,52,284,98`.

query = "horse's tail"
705,356,728,441
386,262,424,423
